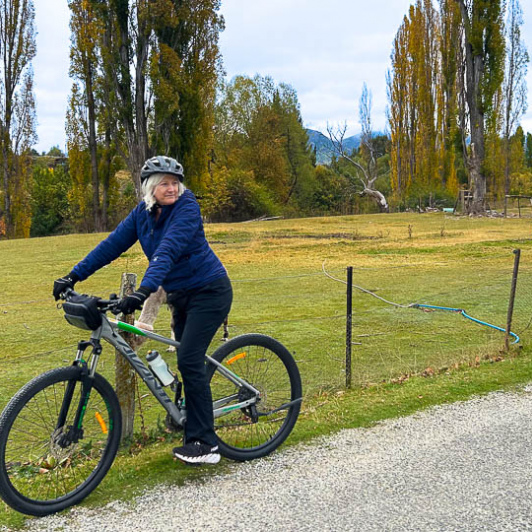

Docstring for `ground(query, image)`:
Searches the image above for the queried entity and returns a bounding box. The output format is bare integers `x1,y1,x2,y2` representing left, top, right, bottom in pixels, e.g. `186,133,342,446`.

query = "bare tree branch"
327,121,388,212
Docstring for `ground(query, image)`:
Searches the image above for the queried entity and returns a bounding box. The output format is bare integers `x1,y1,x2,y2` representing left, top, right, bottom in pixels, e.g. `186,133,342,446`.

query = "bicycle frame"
79,314,262,427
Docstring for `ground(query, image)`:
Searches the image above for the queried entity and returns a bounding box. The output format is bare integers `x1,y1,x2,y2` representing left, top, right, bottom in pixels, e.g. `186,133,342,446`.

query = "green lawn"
1,211,531,528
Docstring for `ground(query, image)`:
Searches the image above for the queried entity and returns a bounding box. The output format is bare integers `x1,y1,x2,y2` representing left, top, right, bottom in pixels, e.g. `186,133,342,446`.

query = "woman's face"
154,175,180,205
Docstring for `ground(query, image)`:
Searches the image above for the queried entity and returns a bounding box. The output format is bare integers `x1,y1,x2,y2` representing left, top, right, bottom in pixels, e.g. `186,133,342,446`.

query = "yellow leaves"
149,44,182,115
149,0,179,28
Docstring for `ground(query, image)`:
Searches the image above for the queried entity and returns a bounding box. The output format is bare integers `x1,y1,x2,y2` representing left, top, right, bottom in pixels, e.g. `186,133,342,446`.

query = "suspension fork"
55,340,102,444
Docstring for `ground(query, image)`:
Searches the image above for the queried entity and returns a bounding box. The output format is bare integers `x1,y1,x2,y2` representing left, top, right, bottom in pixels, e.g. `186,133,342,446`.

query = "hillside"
306,128,361,165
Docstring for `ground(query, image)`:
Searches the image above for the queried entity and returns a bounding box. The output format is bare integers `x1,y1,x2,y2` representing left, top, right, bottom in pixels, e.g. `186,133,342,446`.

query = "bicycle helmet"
140,156,184,184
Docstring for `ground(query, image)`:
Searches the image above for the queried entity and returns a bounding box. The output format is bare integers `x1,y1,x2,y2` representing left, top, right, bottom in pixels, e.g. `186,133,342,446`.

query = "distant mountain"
306,129,361,165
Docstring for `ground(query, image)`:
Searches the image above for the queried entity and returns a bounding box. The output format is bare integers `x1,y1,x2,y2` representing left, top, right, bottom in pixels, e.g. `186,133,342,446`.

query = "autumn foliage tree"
64,0,224,230
150,0,224,192
95,0,223,196
0,0,37,238
438,0,462,193
388,1,448,204
387,0,526,212
209,75,316,221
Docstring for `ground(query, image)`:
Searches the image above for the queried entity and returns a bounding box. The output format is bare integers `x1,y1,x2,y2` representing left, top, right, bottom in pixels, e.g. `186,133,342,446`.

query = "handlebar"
61,288,123,315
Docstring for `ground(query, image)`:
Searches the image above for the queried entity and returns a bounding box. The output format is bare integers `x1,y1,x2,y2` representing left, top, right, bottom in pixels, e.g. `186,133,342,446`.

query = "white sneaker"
173,441,221,465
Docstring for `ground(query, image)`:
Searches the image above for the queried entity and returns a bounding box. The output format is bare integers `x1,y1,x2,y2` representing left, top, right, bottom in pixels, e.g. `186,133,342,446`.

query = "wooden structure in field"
504,195,532,218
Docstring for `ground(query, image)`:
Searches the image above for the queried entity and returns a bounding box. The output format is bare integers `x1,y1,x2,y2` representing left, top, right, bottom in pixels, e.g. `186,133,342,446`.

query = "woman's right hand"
53,273,79,300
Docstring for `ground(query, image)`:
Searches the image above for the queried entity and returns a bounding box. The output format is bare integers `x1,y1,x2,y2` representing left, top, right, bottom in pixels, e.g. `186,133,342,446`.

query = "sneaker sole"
173,452,221,465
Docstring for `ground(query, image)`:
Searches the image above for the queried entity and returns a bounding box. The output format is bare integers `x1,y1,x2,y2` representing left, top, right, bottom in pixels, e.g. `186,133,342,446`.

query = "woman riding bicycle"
53,155,232,465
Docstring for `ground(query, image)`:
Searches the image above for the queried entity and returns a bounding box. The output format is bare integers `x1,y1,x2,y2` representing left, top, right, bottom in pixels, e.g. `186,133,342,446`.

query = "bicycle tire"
0,366,122,516
207,334,302,461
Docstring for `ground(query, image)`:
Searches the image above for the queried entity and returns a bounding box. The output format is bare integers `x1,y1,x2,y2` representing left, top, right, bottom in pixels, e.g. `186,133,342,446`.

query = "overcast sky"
33,0,532,153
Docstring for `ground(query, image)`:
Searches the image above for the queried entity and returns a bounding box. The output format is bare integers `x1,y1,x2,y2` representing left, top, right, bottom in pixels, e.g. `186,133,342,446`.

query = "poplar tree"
97,0,223,196
65,82,93,232
456,0,505,211
97,0,151,196
526,133,532,168
0,0,37,238
151,0,224,191
438,0,462,193
387,15,411,197
502,0,529,196
68,0,105,231
388,1,442,201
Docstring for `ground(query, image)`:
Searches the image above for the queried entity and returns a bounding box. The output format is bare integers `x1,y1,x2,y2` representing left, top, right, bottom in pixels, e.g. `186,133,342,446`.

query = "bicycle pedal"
164,414,183,433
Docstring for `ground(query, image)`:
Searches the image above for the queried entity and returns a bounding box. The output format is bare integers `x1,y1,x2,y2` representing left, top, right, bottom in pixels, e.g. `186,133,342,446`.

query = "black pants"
166,275,233,446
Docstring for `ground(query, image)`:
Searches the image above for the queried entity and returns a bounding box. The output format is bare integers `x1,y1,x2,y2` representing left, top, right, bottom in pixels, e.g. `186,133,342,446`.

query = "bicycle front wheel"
0,366,122,516
207,334,302,461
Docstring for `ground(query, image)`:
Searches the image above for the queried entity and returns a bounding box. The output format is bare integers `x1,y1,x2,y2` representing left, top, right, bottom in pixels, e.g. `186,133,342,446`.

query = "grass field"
1,211,532,528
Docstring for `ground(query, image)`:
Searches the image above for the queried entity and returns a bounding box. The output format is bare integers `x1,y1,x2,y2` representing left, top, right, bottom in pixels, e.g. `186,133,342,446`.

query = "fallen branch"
240,215,283,223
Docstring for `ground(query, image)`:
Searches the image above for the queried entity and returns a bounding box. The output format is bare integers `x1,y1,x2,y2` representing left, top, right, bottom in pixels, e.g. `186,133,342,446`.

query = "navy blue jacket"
71,190,227,293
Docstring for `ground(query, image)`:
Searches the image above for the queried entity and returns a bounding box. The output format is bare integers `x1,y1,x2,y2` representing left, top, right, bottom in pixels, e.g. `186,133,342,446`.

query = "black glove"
53,273,80,301
117,287,152,315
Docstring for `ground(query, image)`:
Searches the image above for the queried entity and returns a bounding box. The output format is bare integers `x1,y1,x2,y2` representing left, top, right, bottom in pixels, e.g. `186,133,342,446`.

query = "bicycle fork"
54,340,101,448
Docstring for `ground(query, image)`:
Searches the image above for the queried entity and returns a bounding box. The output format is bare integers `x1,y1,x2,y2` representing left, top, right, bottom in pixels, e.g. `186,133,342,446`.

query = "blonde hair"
142,173,186,211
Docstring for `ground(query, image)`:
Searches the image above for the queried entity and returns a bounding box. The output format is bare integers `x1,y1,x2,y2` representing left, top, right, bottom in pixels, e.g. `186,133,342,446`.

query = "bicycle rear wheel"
207,334,302,461
0,366,122,516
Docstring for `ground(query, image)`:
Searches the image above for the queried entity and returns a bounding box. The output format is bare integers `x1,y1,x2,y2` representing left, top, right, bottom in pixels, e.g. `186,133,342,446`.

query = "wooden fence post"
115,273,137,441
505,249,521,351
346,267,353,388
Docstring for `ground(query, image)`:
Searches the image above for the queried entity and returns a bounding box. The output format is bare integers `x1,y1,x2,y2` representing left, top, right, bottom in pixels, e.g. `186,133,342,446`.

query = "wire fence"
0,251,529,437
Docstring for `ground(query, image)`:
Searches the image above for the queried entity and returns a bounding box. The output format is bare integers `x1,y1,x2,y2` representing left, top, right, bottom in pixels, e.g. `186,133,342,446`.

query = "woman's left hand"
117,287,151,315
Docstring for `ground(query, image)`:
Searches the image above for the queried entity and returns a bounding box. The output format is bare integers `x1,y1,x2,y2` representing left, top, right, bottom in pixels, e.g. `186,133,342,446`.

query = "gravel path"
8,386,532,532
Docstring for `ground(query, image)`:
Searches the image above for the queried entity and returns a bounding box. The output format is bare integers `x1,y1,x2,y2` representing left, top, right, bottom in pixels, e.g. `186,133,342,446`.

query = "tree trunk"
86,61,101,232
362,188,389,213
101,128,113,231
459,1,487,211
2,144,10,237
2,100,13,237
468,100,486,212
135,27,150,184
115,273,138,442
504,137,511,198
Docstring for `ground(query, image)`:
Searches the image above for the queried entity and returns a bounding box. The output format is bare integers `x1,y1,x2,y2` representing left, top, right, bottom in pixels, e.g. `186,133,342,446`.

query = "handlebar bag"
62,294,103,331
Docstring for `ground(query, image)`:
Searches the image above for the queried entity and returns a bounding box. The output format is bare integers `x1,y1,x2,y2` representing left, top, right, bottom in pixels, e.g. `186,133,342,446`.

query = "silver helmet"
140,156,184,183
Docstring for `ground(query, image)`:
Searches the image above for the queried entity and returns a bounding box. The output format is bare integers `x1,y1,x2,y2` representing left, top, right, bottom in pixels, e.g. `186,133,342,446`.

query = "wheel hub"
238,387,260,422
50,426,80,458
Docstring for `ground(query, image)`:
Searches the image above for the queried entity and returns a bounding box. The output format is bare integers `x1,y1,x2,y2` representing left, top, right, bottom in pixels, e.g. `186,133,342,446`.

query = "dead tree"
327,123,389,212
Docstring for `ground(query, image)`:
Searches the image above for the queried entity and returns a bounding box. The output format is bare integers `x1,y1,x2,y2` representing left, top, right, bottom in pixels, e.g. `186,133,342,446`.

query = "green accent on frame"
222,404,245,413
78,403,88,429
116,321,147,337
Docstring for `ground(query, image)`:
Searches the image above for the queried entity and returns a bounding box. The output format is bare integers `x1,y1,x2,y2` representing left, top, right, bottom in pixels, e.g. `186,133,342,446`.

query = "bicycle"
0,289,302,516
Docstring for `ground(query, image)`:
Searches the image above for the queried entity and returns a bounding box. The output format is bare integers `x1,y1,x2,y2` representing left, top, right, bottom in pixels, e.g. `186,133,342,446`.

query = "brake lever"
61,287,74,300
